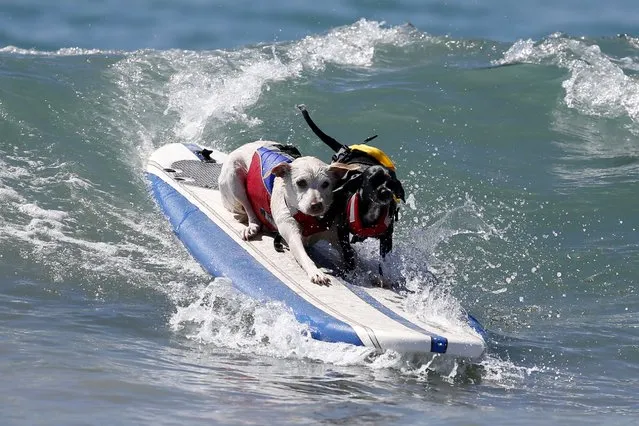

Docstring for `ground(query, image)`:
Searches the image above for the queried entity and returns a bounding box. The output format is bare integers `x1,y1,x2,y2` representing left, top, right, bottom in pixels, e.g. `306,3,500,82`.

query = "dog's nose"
378,188,393,202
309,201,324,214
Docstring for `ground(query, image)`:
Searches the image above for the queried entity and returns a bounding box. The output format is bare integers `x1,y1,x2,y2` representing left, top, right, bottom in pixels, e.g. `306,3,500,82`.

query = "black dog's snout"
377,187,393,202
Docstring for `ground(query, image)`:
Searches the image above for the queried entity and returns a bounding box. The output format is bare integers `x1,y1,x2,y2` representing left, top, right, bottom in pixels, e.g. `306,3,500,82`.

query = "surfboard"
146,142,486,359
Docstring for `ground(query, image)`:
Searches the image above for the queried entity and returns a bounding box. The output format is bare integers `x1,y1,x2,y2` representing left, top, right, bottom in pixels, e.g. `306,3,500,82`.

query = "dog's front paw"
368,271,393,288
242,223,261,240
309,268,332,285
370,274,385,288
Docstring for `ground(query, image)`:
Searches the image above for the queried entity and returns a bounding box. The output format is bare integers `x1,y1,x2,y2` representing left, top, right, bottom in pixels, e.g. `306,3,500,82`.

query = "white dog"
218,141,352,284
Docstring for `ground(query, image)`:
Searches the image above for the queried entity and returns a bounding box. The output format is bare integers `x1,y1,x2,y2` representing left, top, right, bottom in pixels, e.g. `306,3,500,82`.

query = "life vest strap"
293,211,331,237
347,193,392,238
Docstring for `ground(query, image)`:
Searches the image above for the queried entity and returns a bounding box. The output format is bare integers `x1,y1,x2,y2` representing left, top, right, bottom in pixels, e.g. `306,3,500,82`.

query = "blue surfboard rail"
147,173,364,346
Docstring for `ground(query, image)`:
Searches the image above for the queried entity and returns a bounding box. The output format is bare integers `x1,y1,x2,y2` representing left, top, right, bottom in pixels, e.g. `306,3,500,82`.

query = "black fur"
332,165,399,274
297,105,404,282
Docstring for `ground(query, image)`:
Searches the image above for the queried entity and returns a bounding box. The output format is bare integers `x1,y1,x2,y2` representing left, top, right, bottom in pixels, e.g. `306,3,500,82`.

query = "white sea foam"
287,19,415,70
0,186,24,202
110,20,419,148
18,203,68,221
164,50,292,142
0,153,206,290
500,36,639,184
169,278,375,363
0,45,126,56
498,35,639,124
167,277,530,386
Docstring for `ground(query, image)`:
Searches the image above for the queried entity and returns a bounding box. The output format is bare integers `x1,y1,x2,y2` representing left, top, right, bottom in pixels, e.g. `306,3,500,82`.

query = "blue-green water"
1,1,638,425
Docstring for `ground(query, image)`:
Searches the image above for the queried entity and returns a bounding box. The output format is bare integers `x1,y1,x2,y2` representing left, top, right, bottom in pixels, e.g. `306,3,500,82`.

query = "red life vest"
293,211,331,237
346,192,392,238
245,146,329,236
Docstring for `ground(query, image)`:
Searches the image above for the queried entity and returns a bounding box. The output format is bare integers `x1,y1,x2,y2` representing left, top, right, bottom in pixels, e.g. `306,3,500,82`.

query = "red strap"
347,193,391,238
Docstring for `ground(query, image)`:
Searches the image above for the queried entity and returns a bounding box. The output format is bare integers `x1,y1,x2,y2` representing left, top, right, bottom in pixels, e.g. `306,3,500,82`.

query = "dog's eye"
321,181,330,189
296,179,308,188
370,173,386,188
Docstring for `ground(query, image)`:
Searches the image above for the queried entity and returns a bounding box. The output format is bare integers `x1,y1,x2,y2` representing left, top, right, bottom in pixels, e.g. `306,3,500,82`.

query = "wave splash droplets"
166,264,529,388
111,20,418,146
169,278,375,364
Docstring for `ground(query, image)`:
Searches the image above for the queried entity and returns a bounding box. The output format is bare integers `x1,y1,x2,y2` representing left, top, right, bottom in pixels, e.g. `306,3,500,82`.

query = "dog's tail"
297,104,405,202
296,104,346,153
297,104,379,150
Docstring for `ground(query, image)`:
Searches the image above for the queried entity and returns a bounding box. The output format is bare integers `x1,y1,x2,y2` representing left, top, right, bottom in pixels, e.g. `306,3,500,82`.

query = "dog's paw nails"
310,270,332,285
242,224,261,240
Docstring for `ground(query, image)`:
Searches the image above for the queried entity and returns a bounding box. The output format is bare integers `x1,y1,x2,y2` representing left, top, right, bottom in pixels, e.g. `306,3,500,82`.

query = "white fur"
218,141,346,285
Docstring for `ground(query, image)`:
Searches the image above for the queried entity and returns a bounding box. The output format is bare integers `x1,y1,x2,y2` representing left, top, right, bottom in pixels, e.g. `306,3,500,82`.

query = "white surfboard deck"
146,142,486,359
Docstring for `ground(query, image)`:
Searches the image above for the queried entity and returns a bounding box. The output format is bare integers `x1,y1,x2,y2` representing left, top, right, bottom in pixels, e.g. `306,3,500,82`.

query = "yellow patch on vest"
350,144,396,171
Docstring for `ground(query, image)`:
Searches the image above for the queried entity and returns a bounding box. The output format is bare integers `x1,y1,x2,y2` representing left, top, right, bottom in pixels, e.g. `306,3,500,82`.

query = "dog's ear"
271,162,291,177
333,171,364,195
328,162,360,179
388,178,406,202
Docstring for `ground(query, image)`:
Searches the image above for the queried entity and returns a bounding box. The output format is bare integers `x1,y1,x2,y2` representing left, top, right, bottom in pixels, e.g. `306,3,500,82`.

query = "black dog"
297,105,405,284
